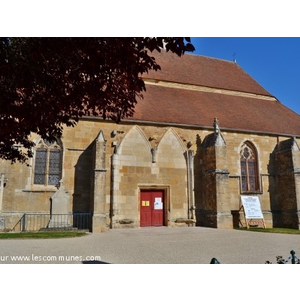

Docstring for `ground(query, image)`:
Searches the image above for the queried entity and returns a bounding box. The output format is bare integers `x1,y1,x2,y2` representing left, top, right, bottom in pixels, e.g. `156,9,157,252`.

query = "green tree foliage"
0,37,194,162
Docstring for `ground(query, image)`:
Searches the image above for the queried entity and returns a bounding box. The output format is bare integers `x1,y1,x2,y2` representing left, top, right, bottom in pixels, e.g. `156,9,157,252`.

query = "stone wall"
1,117,300,231
272,138,300,228
111,127,189,228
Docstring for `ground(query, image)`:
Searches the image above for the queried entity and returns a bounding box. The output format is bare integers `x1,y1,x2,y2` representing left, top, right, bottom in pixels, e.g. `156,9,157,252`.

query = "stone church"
1,50,300,232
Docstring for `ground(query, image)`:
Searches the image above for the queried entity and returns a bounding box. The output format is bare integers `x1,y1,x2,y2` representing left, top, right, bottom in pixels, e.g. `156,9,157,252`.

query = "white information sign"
154,197,163,210
241,196,263,219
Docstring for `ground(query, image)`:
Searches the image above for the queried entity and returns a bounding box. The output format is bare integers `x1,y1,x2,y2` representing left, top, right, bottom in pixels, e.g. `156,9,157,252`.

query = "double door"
140,190,164,227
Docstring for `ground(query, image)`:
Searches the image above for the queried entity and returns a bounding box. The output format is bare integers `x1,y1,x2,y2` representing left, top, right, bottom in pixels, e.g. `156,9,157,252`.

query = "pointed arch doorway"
140,189,167,227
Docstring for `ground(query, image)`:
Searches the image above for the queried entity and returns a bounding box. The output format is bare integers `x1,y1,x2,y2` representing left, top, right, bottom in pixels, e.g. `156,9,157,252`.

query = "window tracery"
33,139,62,186
240,142,259,192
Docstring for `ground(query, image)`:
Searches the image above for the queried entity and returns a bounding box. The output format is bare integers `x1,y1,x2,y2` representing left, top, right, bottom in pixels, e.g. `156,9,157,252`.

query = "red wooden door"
140,190,152,227
140,190,164,227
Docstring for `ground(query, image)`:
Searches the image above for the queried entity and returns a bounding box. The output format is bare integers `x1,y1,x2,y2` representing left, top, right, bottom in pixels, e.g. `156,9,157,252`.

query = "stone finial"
213,118,220,134
96,130,106,142
213,118,226,147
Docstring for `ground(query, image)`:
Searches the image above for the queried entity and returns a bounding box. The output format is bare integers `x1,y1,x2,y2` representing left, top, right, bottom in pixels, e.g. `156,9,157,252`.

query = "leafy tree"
0,37,194,163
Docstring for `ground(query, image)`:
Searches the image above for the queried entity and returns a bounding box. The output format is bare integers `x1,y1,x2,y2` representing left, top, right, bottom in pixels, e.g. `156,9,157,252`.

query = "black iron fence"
19,213,92,232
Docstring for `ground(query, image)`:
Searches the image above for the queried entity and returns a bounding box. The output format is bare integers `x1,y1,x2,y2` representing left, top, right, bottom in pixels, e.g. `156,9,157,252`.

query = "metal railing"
19,213,92,232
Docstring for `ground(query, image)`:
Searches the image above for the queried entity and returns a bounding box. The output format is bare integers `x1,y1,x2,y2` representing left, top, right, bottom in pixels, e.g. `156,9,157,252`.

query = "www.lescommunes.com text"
1,254,101,262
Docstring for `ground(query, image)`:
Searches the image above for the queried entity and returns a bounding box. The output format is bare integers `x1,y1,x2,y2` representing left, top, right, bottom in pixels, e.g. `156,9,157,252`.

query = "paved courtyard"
1,226,300,264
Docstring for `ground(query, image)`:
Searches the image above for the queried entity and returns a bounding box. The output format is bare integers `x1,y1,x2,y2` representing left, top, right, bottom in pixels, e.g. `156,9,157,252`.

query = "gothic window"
240,142,260,192
33,139,62,186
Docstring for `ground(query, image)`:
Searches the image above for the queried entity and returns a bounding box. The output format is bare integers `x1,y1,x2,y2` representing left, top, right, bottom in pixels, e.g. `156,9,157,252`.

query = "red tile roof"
132,85,300,136
128,51,300,136
143,51,273,97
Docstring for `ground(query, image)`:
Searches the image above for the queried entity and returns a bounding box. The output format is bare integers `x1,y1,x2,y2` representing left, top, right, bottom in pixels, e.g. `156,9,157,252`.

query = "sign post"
240,196,266,229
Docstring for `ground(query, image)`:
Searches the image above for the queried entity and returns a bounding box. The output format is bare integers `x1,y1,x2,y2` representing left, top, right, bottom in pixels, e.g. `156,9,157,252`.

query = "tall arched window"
240,142,260,192
33,139,62,186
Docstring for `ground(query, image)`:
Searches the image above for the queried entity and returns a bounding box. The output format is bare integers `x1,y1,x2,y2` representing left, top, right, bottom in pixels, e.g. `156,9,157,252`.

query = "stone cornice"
144,78,277,102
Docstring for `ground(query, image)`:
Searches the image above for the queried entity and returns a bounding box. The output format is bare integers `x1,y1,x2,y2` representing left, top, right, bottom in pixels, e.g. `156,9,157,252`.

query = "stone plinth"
49,182,71,228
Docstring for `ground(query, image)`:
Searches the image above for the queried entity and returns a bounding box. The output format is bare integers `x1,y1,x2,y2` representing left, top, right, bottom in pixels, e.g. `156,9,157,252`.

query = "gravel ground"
1,226,300,264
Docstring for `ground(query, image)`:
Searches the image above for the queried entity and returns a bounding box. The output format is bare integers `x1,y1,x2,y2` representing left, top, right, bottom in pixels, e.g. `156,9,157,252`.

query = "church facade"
1,51,300,232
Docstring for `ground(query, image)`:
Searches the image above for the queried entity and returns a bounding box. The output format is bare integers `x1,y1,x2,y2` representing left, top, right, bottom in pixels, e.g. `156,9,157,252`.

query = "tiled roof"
128,51,300,136
142,51,273,97
131,84,300,136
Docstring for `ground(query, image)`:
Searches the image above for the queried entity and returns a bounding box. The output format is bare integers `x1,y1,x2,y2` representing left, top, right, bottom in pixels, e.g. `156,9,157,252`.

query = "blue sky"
190,37,300,115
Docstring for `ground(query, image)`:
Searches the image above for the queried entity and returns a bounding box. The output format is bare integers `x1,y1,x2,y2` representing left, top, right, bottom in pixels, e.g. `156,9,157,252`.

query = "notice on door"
241,196,263,219
154,197,163,210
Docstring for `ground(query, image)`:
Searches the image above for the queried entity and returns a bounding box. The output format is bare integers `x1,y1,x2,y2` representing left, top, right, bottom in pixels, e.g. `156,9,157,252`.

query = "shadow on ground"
82,260,110,264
